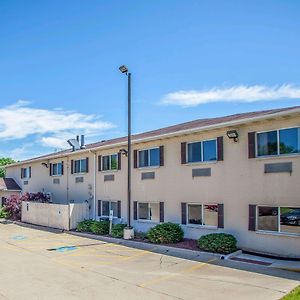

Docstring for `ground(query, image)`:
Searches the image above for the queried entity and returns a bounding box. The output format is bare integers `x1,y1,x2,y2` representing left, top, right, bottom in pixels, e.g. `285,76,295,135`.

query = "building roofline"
0,178,22,191
6,105,300,168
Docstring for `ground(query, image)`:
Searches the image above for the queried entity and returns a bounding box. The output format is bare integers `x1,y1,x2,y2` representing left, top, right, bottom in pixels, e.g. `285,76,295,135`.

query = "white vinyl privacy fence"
21,201,89,230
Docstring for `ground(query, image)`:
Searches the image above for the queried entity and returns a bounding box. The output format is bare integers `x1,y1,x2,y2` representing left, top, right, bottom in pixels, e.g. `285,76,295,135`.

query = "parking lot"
0,223,299,300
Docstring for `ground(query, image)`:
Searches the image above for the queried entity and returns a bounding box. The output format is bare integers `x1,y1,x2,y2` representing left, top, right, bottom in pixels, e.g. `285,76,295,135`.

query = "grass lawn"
281,286,300,300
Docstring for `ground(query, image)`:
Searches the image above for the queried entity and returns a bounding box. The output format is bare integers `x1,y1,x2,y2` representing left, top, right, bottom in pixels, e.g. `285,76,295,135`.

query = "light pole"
119,65,132,233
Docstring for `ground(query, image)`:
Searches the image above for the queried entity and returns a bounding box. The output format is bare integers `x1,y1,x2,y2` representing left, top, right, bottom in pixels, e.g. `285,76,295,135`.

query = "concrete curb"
270,262,300,273
68,230,223,261
0,218,13,224
224,250,243,260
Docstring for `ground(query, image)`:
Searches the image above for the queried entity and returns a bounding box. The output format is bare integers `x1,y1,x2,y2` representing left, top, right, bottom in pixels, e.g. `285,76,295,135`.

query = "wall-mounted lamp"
119,148,128,157
41,162,48,168
226,130,239,142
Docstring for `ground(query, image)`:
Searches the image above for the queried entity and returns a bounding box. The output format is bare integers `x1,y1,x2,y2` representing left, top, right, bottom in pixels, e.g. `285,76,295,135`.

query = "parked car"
280,209,300,226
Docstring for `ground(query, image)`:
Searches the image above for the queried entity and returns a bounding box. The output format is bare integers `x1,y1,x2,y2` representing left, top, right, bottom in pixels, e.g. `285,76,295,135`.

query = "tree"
0,158,15,178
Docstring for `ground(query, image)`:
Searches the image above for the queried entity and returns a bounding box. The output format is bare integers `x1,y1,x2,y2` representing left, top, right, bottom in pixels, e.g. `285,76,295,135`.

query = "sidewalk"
229,253,300,272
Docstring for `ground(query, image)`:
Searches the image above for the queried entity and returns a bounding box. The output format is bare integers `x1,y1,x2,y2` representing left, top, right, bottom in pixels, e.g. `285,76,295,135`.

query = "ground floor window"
138,202,160,222
100,201,118,217
257,206,300,234
187,204,218,227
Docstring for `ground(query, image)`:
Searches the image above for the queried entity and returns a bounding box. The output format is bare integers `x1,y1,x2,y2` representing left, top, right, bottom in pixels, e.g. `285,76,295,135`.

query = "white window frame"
256,205,300,236
138,147,160,168
256,126,300,158
186,203,218,228
186,139,217,164
100,200,119,218
74,159,87,174
21,167,30,179
51,162,63,177
102,154,118,171
137,202,160,222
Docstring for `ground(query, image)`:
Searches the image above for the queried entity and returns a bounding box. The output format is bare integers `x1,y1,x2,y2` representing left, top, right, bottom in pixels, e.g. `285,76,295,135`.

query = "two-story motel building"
5,106,300,258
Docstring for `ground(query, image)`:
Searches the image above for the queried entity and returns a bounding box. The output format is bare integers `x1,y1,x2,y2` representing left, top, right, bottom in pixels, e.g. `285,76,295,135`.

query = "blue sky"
1,0,300,160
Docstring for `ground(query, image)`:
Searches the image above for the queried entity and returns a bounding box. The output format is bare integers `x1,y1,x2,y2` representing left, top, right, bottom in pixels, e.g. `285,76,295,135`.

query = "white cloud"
161,84,300,107
0,101,115,147
9,144,37,161
1,143,41,161
40,136,70,149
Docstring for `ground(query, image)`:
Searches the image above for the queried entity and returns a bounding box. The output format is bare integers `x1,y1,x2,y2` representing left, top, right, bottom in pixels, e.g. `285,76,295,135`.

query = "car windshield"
283,209,300,215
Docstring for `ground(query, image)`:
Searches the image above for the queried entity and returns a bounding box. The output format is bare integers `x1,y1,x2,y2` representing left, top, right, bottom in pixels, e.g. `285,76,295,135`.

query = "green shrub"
0,208,9,219
76,219,95,232
197,233,237,254
90,220,109,235
111,224,126,238
147,223,184,244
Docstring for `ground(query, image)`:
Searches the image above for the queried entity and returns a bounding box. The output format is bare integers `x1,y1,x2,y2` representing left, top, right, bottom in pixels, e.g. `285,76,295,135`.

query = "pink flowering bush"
4,194,22,220
19,192,30,202
20,192,50,203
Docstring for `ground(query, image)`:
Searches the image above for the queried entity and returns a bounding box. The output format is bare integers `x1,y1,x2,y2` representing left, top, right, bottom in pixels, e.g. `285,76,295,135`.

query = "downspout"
67,156,70,230
89,150,97,220
67,156,69,204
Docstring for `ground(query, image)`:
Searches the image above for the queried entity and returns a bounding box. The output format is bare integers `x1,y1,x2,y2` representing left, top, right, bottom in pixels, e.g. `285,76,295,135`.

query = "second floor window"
187,139,217,163
21,167,31,179
102,154,118,171
50,162,63,176
257,127,300,157
72,158,88,174
139,148,160,167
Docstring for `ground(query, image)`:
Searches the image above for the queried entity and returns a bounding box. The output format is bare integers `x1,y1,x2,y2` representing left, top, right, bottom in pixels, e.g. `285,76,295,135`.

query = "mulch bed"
132,237,199,251
162,239,199,251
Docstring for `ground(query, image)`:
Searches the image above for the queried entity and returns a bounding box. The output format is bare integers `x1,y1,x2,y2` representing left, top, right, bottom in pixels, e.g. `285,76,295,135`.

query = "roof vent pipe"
80,135,85,148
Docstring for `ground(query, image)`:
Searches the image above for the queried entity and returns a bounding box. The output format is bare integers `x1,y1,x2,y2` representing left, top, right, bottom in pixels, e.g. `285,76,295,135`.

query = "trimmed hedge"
197,233,237,254
76,219,95,232
111,224,126,238
90,220,110,235
77,220,126,237
147,222,184,244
